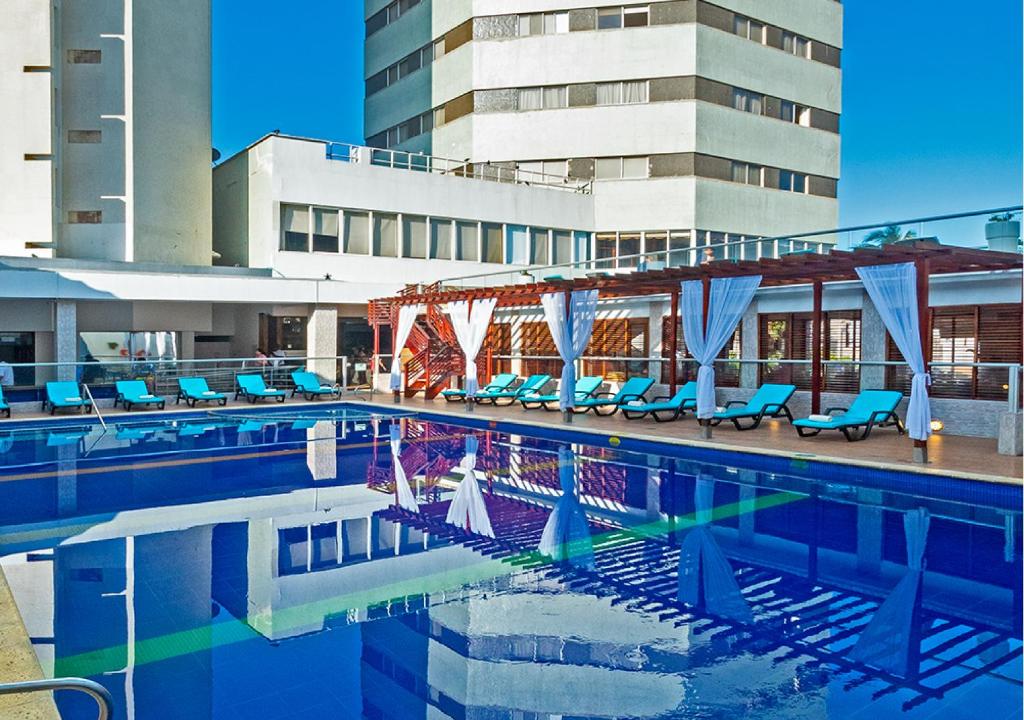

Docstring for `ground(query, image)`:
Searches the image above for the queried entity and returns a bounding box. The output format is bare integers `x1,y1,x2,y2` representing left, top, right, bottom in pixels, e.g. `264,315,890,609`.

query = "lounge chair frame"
113,381,166,412
42,382,93,415
290,371,340,401
476,375,551,407
519,378,604,411
795,406,906,442
175,379,228,408
573,378,655,417
235,375,286,404
710,400,794,431
621,394,696,422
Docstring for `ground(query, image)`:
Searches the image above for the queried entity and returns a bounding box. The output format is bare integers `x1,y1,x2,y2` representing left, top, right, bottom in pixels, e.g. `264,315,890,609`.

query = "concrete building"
1,0,212,264
363,0,843,259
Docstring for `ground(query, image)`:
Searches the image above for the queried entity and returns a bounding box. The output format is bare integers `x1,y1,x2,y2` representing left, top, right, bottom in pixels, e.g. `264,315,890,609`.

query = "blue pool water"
0,403,1020,720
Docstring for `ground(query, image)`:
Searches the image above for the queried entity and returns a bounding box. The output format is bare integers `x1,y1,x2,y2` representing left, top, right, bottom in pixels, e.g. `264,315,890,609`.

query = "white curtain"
389,424,419,512
848,508,930,676
538,447,595,568
445,435,495,537
541,290,599,410
681,276,761,418
856,263,931,440
389,304,423,391
677,475,753,623
446,298,498,397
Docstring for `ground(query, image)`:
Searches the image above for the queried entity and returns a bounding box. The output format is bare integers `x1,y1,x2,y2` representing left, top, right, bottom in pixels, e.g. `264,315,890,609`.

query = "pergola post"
913,258,931,463
562,288,574,424
699,277,713,440
372,317,380,397
465,297,475,412
391,306,401,404
424,303,432,402
811,280,824,415
669,288,680,395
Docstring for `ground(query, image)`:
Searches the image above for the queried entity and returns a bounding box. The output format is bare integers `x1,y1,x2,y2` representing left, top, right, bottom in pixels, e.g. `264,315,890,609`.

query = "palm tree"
860,225,917,247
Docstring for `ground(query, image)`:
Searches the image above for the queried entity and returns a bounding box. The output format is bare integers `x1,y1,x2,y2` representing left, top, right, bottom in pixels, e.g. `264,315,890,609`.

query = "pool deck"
0,569,59,719
365,395,1023,485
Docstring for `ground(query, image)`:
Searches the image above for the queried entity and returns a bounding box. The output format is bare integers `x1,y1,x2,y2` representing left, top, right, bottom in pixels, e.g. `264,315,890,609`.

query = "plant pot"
985,220,1021,252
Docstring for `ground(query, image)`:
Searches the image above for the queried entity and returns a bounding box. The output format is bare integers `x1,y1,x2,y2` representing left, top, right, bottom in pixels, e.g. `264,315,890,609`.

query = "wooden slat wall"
758,311,861,392
660,318,741,387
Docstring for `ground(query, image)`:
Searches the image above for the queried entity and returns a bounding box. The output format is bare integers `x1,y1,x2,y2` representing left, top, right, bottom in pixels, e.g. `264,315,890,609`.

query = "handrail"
0,677,114,720
81,384,106,430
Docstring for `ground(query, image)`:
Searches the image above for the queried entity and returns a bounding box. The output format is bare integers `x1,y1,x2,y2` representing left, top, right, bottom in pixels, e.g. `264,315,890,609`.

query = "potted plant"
985,212,1021,252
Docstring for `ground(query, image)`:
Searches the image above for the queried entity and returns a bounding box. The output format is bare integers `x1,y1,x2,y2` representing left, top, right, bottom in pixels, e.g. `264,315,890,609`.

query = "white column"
740,303,759,389
306,305,338,381
860,291,887,390
55,300,77,381
647,299,667,380
509,316,523,376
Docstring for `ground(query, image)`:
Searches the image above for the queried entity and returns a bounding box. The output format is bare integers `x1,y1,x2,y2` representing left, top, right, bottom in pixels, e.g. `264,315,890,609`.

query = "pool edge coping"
0,564,61,719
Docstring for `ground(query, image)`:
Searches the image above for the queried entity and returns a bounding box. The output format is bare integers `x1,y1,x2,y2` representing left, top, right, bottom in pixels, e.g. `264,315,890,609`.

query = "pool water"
0,403,1020,720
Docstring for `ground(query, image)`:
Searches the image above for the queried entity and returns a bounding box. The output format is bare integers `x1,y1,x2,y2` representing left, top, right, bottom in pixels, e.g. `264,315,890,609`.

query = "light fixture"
930,419,944,433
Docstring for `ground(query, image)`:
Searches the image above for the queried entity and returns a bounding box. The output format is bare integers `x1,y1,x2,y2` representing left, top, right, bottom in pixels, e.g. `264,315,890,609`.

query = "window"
430,219,452,259
595,158,621,179
67,210,101,224
398,52,421,78
530,228,550,264
67,130,101,143
734,15,765,43
623,6,649,27
543,86,567,109
778,170,807,193
482,223,503,263
518,87,543,111
595,233,617,268
344,211,369,254
781,100,811,126
599,6,649,29
622,156,649,178
597,8,623,29
643,232,667,263
783,32,811,58
668,231,692,266
456,221,478,261
401,215,427,258
732,88,763,115
596,80,648,105
67,49,101,64
312,208,339,252
731,161,763,186
373,213,398,256
507,225,529,264
888,304,1023,400
366,0,421,37
366,70,388,95
618,233,641,267
281,205,309,252
574,231,592,262
552,230,572,264
519,12,568,35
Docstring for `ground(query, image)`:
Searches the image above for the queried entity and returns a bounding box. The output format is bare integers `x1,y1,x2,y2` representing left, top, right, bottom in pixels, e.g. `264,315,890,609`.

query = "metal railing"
0,677,113,720
324,141,594,194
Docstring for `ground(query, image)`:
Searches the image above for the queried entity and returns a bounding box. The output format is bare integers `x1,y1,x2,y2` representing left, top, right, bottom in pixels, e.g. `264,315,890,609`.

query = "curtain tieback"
913,371,932,387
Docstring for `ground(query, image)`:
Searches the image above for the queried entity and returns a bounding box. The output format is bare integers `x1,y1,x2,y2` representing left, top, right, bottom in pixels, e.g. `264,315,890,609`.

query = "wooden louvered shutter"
977,304,1022,399
485,323,511,374
929,307,978,399
824,311,861,393
520,320,561,377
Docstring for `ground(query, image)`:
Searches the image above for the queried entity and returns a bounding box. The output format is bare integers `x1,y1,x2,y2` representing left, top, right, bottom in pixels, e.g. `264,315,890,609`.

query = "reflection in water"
0,414,1020,719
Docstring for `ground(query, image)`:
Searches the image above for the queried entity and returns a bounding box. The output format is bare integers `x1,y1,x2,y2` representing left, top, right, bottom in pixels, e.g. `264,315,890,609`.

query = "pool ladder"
0,677,114,719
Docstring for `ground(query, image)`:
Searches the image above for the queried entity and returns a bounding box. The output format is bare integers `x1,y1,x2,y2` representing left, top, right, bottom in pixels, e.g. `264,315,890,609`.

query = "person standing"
0,359,13,387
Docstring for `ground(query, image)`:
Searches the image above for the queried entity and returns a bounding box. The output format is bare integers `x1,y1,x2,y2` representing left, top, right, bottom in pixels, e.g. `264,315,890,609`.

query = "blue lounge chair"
235,373,287,403
441,373,517,402
0,385,9,418
114,380,166,411
519,376,604,410
291,370,339,401
573,376,656,416
621,381,698,422
793,390,905,442
711,383,796,430
475,374,551,406
43,381,92,415
176,377,228,407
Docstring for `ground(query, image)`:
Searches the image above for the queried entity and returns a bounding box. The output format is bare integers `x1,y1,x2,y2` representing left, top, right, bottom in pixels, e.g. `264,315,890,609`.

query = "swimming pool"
0,402,1020,719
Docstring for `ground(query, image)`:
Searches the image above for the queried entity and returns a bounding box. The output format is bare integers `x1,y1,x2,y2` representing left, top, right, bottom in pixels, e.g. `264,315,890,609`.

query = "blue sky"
212,1,1022,228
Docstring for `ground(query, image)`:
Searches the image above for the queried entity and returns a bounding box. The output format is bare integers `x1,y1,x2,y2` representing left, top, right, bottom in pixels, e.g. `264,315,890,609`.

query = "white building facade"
0,0,213,265
363,0,843,262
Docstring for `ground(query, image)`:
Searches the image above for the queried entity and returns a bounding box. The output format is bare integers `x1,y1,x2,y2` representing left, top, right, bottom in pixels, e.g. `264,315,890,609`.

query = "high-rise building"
363,0,843,261
1,0,213,265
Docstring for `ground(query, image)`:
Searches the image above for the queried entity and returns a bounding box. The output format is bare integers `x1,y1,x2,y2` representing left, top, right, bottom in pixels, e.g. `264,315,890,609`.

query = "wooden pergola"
370,242,1021,451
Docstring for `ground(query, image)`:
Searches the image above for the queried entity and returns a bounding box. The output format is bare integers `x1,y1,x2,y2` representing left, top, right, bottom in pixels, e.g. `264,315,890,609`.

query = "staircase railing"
0,678,114,720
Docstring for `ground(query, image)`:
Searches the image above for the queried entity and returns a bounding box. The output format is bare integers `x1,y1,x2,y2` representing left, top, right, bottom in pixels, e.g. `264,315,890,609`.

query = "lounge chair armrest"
823,406,848,415
869,409,897,423
651,395,671,402
723,400,747,408
590,391,615,399
618,393,647,403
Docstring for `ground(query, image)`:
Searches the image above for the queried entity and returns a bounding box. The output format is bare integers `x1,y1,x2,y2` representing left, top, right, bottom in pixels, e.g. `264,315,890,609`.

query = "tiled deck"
366,395,1023,484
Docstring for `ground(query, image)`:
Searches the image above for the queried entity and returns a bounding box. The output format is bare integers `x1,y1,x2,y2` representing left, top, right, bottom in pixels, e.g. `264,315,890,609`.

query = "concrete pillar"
54,300,77,381
860,291,886,390
647,300,667,380
645,466,661,520
509,316,524,376
856,492,884,575
179,331,196,360
998,412,1023,455
740,303,759,389
306,422,337,481
737,477,757,545
306,305,339,381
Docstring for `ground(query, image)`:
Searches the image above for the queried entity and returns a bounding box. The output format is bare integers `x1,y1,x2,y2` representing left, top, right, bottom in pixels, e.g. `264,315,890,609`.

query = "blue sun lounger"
519,375,604,410
176,377,228,407
793,390,905,442
114,380,167,411
710,383,796,430
621,381,698,422
291,371,339,400
236,373,287,403
573,376,656,416
475,374,551,405
441,373,517,402
43,381,92,415
0,385,9,419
